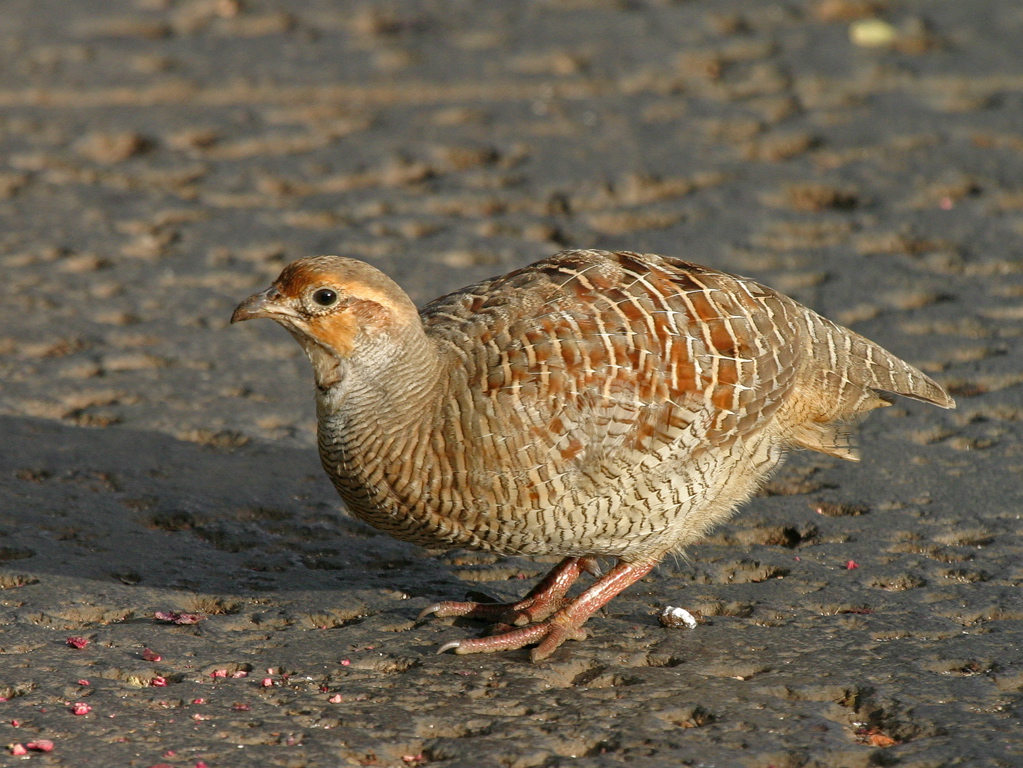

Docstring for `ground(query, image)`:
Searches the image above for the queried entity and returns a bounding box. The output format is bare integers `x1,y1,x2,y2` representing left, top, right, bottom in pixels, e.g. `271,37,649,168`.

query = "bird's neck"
313,324,446,447
311,325,462,543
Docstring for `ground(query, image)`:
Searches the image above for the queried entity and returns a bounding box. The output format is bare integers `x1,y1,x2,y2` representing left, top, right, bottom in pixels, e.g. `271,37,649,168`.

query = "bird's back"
410,250,949,558
422,249,795,465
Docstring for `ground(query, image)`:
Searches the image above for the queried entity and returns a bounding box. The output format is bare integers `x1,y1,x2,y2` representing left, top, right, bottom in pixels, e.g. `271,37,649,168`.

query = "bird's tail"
786,310,954,461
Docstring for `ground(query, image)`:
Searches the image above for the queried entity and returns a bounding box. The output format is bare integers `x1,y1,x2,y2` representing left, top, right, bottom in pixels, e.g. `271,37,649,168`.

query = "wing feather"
421,250,800,486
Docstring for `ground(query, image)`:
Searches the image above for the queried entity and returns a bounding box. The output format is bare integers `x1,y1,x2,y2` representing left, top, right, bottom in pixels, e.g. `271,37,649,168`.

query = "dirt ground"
0,1,1021,766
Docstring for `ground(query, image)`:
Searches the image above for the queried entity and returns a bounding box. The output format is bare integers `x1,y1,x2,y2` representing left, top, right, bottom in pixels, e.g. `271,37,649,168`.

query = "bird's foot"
417,556,598,627
438,615,589,662
433,559,655,662
417,598,543,625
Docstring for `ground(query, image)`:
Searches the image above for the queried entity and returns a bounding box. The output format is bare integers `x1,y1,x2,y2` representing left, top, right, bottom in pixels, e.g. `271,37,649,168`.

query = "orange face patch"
271,258,416,358
302,310,360,357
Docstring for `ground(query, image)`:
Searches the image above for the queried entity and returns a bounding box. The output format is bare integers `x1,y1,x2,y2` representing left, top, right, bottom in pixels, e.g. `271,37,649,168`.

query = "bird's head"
232,256,420,385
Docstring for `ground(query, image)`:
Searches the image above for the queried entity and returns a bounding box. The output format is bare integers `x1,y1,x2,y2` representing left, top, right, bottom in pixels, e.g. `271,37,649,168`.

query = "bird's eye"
311,288,338,307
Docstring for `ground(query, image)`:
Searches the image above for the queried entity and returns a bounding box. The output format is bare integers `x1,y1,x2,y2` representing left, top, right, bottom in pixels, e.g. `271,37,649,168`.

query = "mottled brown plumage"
232,249,954,661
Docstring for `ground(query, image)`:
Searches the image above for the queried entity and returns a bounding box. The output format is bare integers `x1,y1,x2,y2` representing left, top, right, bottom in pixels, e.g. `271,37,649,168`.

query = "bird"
231,249,954,662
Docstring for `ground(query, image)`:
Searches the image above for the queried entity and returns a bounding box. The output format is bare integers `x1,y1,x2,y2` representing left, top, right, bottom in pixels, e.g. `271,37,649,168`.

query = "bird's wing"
422,250,802,480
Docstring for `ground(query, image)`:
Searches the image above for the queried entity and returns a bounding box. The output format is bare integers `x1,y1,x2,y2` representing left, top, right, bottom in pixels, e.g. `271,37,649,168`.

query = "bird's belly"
321,420,784,560
456,430,785,560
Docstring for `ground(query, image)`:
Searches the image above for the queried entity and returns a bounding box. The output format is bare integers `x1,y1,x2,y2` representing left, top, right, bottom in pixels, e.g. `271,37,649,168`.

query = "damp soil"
0,1,1021,766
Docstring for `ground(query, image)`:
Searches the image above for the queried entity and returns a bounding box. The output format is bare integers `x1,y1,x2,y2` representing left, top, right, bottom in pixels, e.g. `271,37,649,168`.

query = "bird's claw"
436,639,464,655
416,603,446,622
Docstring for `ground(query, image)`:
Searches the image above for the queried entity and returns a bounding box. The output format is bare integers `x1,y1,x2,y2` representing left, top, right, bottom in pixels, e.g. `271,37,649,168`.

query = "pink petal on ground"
154,611,203,625
142,648,163,662
66,636,89,649
26,740,54,752
71,702,91,715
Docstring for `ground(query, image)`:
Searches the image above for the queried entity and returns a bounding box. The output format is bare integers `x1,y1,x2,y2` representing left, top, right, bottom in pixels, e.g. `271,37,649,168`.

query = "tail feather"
808,313,955,414
787,311,954,461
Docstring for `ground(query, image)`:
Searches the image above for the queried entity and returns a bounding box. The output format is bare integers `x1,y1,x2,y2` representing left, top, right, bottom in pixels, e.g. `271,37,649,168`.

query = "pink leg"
437,560,656,662
418,556,599,627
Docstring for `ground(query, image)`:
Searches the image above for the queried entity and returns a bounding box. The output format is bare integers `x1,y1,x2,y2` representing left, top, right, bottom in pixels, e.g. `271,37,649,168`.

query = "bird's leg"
418,556,600,627
437,560,656,662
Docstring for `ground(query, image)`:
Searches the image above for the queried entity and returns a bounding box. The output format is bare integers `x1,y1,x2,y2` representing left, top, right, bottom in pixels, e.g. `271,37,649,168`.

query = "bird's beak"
231,288,284,324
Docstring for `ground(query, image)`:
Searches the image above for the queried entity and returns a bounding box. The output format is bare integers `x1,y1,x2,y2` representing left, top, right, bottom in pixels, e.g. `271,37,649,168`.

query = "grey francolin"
232,249,954,661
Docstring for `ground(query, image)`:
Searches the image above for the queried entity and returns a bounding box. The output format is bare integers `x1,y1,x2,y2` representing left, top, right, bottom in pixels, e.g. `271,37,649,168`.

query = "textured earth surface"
1,1,1022,766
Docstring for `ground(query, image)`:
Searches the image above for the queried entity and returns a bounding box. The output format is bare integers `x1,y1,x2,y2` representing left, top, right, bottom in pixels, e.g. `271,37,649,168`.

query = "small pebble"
850,18,897,47
659,606,698,629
